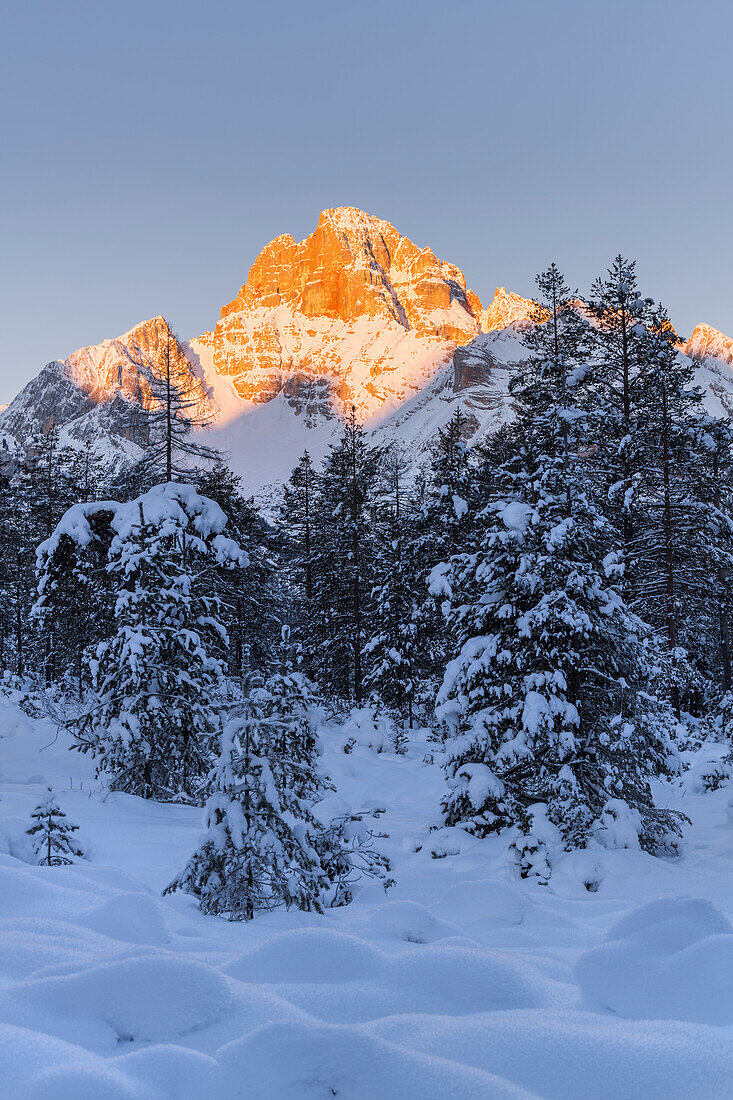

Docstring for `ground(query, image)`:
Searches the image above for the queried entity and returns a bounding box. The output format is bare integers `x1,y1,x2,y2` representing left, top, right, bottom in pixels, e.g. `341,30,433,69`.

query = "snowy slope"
2,693,733,1098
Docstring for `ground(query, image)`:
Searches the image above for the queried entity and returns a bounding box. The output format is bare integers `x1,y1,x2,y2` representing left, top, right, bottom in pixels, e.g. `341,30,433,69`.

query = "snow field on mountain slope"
1,697,733,1099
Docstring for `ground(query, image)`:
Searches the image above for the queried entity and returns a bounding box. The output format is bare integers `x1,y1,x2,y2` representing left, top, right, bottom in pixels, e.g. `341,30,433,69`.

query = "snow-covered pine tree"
68,440,114,505
698,414,733,694
259,662,395,905
27,791,83,866
417,409,474,566
307,408,381,702
584,264,733,713
165,679,330,919
513,263,591,474
585,257,662,591
66,484,246,801
0,465,36,678
628,307,722,715
8,434,83,684
413,409,476,690
436,265,683,858
364,448,420,726
196,461,281,679
34,501,119,698
281,451,317,605
438,461,683,854
279,451,319,676
257,667,326,799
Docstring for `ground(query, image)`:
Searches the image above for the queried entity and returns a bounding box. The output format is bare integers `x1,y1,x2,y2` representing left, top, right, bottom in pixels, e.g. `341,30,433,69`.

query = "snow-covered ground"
1,695,732,1099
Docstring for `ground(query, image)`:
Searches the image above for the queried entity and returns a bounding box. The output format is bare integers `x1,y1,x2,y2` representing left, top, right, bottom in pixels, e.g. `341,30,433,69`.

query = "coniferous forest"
3,259,733,918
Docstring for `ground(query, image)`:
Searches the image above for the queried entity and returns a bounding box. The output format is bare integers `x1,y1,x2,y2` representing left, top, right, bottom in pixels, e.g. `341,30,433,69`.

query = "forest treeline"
5,257,733,911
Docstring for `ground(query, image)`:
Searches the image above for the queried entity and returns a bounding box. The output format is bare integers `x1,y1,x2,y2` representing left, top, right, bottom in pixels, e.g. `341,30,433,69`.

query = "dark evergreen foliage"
27,791,84,866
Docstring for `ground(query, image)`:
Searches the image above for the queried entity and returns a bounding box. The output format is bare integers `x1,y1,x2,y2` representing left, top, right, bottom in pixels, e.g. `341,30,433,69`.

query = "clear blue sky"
1,0,732,400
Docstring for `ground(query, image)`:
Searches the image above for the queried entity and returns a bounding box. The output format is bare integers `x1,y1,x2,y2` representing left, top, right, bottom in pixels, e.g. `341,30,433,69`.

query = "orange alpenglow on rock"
482,287,541,331
209,207,488,417
685,322,733,366
63,316,208,415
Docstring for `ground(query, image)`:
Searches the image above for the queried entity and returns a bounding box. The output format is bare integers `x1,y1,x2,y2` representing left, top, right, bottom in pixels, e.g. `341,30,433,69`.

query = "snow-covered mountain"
2,206,733,496
0,316,215,469
684,323,733,419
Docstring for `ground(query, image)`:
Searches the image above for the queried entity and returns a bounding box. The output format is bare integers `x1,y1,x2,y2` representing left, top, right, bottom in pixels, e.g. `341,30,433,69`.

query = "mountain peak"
685,322,733,366
212,207,484,415
0,314,213,450
483,286,537,331
317,205,393,233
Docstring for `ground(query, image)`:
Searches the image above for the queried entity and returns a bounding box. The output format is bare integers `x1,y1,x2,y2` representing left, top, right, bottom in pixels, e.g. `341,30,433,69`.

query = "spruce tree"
365,450,420,725
698,415,733,694
437,269,683,856
7,435,82,682
0,470,36,677
68,440,114,504
585,257,662,589
257,668,325,799
280,451,317,604
308,408,381,702
34,504,118,696
629,307,718,714
437,470,681,852
413,410,476,692
70,484,245,801
513,263,591,485
27,792,83,866
165,681,330,919
279,451,319,674
417,410,474,565
196,461,281,678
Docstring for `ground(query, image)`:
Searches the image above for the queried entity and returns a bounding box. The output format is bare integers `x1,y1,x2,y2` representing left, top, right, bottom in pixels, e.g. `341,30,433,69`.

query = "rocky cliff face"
208,207,485,418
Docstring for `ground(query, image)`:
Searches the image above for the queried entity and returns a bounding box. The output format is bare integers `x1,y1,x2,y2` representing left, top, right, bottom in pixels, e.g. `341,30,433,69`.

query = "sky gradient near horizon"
1,0,732,400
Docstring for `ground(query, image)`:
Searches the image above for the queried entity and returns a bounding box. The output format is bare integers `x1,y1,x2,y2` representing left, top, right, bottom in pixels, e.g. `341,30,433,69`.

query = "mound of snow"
576,896,733,1024
114,1045,221,1100
364,900,458,944
23,1064,144,1100
218,1020,533,1100
229,928,380,984
431,880,528,926
372,1009,733,1100
230,935,546,1026
14,954,235,1043
682,749,732,795
80,891,170,946
0,918,136,981
389,944,544,1015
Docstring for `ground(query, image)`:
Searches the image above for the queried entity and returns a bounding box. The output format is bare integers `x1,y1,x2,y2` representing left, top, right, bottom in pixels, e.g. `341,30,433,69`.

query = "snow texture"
1,695,733,1097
